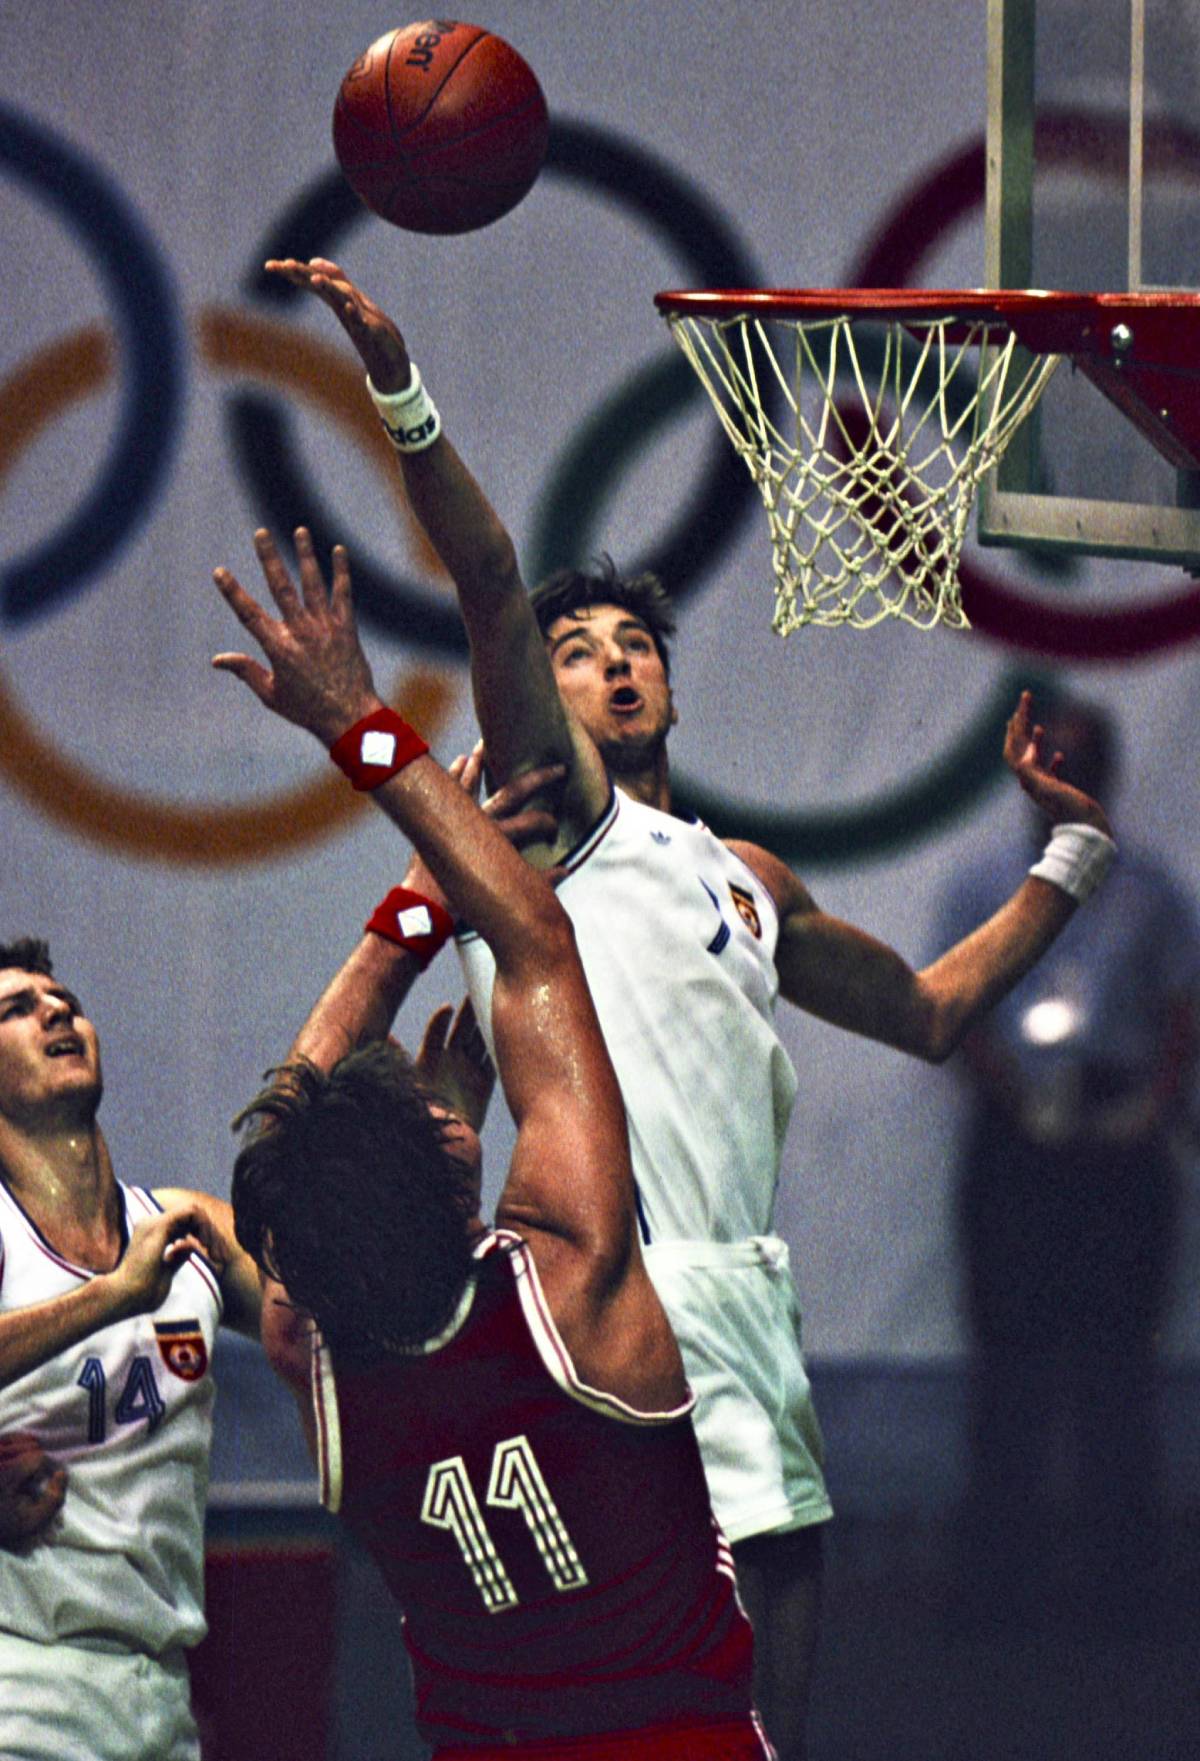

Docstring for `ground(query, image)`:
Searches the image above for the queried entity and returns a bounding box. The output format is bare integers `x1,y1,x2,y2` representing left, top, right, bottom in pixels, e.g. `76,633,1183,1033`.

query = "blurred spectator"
936,696,1199,1622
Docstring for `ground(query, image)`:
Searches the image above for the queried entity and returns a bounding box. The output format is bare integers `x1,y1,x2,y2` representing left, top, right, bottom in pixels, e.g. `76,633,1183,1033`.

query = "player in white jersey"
0,937,263,1761
271,258,1116,1761
457,788,828,1547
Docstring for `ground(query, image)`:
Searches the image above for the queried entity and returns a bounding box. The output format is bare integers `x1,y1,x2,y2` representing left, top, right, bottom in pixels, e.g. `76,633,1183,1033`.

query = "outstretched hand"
1004,692,1113,838
212,527,380,745
265,257,412,395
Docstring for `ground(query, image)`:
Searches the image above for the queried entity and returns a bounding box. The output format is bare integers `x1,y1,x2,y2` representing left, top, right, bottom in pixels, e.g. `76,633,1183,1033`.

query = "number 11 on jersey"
422,1432,589,1613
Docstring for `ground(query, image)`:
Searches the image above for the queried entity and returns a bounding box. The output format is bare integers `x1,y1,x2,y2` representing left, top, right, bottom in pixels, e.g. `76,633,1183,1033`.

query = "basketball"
332,21,549,235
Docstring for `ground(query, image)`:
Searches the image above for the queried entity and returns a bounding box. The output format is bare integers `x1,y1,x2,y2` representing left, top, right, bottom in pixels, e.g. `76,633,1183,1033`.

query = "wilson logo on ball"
404,22,462,70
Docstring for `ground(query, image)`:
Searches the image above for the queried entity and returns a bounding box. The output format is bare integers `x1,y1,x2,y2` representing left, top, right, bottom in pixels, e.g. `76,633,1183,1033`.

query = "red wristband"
365,887,455,970
329,708,428,791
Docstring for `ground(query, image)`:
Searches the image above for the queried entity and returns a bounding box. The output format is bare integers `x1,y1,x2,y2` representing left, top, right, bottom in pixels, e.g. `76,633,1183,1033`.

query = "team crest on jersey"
154,1319,208,1382
728,883,762,939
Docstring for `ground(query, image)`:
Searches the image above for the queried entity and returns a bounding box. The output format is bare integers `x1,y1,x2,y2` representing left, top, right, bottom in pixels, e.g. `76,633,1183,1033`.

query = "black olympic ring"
0,103,182,626
229,118,769,653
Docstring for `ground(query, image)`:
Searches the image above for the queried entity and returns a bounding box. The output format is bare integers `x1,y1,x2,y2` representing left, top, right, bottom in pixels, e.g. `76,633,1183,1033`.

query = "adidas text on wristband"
366,367,442,453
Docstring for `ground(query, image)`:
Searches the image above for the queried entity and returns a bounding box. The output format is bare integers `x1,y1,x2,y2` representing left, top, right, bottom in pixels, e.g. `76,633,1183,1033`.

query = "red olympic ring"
850,108,1200,661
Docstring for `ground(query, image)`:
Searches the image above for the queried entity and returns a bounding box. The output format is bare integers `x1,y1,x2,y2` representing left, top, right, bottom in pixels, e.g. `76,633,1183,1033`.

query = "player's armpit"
723,841,891,1031
732,834,1079,1062
731,839,950,1054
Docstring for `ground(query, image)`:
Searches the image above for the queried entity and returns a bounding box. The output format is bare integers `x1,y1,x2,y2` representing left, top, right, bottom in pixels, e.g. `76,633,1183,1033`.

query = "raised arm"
734,692,1115,1063
284,858,438,1075
266,259,608,848
210,529,652,1324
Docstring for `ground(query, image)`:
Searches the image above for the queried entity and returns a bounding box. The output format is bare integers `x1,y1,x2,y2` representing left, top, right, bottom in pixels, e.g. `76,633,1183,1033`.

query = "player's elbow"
918,1029,958,1066
464,521,522,599
499,866,575,959
526,890,579,971
902,982,961,1064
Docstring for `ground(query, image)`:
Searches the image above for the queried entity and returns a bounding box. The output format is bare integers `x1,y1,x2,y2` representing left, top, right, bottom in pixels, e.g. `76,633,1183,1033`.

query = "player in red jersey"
213,526,773,1760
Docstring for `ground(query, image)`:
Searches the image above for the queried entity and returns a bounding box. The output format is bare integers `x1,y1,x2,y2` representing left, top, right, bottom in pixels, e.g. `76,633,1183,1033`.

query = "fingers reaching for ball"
263,258,412,393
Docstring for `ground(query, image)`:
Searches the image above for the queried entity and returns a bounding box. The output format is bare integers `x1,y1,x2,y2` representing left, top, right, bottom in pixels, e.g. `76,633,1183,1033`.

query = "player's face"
0,968,102,1125
545,604,677,774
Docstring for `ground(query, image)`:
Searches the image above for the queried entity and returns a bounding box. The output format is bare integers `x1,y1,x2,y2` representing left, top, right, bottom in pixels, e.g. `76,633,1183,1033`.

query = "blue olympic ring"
0,104,182,625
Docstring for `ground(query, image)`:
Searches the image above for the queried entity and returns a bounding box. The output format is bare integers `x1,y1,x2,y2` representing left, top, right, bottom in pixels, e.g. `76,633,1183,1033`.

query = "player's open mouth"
610,688,641,713
45,1036,84,1058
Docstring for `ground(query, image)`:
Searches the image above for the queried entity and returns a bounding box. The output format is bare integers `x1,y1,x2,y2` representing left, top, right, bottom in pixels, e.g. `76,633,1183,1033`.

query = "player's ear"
669,691,679,728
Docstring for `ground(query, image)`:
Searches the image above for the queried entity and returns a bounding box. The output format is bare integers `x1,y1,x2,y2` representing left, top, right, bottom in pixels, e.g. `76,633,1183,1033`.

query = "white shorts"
643,1236,833,1545
0,1631,199,1761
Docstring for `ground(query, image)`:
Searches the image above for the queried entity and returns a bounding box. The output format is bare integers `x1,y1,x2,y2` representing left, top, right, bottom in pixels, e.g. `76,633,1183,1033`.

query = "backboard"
979,0,1200,567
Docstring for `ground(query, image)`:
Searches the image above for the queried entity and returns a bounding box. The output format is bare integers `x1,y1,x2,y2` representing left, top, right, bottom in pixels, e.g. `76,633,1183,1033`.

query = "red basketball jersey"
311,1230,758,1750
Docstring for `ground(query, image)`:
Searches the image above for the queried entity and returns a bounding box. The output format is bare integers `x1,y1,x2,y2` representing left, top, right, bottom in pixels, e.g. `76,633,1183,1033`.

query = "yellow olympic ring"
0,309,462,865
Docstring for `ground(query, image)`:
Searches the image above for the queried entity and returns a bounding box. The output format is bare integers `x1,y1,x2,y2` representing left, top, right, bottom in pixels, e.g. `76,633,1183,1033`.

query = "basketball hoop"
654,288,1200,633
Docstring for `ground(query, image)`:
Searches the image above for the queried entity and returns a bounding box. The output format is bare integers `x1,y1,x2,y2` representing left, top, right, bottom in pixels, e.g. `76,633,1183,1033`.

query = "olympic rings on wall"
3,101,1199,867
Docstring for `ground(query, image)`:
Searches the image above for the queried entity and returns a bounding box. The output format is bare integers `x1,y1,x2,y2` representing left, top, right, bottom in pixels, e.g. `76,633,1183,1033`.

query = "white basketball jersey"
0,1180,222,1653
458,791,798,1242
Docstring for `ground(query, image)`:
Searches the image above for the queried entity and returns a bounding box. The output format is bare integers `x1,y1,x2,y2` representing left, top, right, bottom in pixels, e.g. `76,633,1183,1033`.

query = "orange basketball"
332,21,549,235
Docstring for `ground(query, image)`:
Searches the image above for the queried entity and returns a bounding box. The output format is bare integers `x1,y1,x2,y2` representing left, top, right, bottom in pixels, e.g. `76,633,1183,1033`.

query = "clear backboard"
979,0,1200,567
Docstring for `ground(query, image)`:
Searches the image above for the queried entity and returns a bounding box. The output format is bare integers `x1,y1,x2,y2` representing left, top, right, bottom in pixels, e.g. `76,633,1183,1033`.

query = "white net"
661,308,1062,632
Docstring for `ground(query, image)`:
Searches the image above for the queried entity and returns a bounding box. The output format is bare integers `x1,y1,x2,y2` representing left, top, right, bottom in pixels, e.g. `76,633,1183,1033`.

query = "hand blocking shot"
212,528,774,1761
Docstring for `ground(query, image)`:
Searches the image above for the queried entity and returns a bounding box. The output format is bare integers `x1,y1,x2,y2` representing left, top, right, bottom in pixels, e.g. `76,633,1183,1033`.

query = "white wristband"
1028,821,1116,904
366,367,441,453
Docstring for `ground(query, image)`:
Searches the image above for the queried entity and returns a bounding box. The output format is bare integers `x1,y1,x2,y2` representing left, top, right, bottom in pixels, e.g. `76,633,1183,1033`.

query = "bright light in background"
1019,997,1086,1046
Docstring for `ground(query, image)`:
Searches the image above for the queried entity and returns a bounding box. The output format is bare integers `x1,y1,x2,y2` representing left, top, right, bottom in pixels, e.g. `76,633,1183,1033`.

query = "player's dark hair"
530,556,676,677
231,1042,478,1362
0,938,53,976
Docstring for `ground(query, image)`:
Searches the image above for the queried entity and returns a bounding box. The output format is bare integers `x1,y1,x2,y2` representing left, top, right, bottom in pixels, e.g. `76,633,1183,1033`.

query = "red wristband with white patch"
365,887,455,969
329,707,428,791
